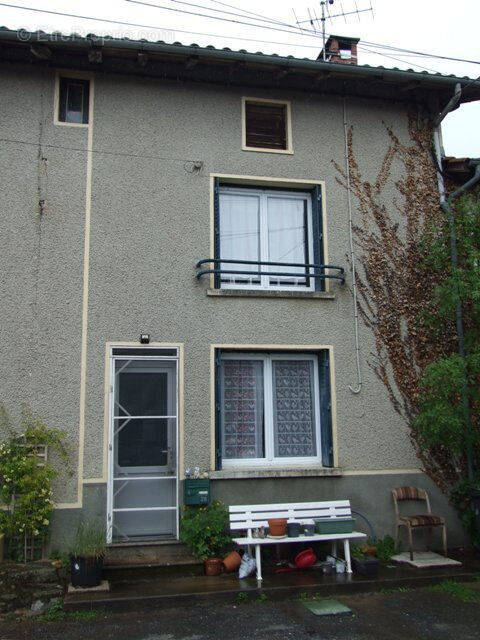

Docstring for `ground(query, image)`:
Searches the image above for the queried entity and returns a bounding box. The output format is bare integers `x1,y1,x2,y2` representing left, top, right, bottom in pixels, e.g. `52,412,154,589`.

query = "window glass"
267,196,308,285
218,187,313,291
221,359,264,459
272,360,316,457
220,354,320,464
219,193,260,285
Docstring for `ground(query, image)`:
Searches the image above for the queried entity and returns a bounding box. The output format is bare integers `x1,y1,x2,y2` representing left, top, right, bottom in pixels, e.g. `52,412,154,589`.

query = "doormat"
391,551,462,569
303,599,352,616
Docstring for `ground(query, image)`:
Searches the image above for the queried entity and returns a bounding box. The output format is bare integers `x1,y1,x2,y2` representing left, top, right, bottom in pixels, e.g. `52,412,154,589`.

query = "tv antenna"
293,1,374,61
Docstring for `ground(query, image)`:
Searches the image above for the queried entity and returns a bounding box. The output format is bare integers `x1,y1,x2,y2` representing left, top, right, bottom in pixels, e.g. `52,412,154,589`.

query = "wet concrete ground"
2,584,480,640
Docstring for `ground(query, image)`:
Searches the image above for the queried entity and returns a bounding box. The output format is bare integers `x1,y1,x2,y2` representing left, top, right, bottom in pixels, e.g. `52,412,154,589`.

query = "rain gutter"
0,28,477,93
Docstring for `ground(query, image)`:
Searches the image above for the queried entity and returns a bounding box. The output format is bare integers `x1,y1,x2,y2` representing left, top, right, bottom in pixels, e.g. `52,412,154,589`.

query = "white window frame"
220,352,322,468
219,186,315,292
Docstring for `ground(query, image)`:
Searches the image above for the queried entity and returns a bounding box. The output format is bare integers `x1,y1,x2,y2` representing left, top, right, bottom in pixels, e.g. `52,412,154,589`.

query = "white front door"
107,349,178,543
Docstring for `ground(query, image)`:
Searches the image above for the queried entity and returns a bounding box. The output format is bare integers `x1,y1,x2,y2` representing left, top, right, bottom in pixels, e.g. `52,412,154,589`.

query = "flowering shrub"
180,500,232,560
0,404,70,557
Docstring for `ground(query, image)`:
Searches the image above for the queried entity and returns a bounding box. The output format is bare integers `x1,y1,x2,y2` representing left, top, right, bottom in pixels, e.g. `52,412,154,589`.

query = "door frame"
106,345,180,544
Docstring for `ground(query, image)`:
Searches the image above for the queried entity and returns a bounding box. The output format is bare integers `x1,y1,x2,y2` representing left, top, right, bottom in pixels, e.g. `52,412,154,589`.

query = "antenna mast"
295,1,374,61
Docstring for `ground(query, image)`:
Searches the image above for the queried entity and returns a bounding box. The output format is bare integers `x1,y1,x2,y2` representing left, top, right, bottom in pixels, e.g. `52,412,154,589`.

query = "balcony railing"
195,258,345,284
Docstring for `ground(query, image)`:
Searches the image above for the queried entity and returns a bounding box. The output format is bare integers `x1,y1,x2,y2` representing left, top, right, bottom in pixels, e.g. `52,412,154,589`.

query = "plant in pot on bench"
69,521,107,588
180,500,235,575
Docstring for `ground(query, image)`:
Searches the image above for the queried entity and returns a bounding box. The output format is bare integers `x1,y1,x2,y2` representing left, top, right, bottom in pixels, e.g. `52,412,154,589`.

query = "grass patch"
428,580,480,603
378,586,413,594
236,592,248,604
40,600,105,622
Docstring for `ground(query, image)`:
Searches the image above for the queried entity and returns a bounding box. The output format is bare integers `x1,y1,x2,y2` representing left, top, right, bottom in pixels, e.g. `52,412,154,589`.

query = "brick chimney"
318,35,360,65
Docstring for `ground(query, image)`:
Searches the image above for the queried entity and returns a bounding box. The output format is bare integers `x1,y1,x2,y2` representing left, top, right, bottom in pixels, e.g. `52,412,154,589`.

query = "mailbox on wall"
184,478,211,506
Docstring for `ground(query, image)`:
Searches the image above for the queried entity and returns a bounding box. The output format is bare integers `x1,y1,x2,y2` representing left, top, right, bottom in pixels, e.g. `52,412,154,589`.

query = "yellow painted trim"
84,342,185,485
241,96,293,154
54,502,81,509
343,469,423,476
53,70,93,128
208,173,329,292
209,343,338,471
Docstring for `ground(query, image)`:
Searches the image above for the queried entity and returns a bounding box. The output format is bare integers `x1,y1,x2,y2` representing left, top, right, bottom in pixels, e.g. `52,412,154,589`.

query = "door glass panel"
113,509,176,540
272,359,317,457
115,360,169,416
116,418,169,468
114,478,176,511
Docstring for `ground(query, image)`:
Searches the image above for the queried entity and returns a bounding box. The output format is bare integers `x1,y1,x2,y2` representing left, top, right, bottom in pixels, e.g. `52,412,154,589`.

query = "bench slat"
229,500,350,513
230,511,351,525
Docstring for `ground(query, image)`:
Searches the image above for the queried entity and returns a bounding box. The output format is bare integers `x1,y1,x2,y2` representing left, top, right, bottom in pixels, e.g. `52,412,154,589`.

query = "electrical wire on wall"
343,97,362,395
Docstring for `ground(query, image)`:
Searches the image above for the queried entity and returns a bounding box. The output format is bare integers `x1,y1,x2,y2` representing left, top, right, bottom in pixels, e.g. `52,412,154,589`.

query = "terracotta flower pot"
204,557,223,576
223,550,242,573
268,518,287,537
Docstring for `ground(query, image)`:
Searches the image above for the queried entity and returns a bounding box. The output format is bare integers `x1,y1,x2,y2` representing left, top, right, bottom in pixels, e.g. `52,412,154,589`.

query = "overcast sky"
2,0,479,156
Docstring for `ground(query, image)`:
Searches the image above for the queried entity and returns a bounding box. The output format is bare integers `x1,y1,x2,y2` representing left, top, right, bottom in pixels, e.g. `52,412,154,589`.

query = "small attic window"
242,98,292,154
58,77,90,124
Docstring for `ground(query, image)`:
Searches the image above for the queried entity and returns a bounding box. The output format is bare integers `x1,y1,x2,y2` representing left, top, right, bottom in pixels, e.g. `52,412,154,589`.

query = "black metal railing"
195,258,345,284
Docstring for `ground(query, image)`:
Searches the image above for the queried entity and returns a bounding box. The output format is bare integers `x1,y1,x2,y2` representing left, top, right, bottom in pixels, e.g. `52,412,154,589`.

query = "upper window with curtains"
214,183,325,292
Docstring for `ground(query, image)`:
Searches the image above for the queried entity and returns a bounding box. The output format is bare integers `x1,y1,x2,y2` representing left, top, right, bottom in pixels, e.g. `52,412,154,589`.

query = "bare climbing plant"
333,111,459,492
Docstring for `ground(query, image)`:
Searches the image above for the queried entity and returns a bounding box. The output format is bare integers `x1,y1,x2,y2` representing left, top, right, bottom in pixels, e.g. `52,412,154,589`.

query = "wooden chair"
392,486,447,561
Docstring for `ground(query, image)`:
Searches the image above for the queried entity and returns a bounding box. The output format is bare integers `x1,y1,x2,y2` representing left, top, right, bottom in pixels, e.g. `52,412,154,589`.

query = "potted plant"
69,521,106,588
351,542,380,575
180,500,233,575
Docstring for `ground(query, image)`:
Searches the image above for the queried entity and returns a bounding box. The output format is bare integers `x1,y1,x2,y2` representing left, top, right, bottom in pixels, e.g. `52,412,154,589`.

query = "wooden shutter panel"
318,350,334,467
245,101,287,150
311,185,325,292
215,350,223,470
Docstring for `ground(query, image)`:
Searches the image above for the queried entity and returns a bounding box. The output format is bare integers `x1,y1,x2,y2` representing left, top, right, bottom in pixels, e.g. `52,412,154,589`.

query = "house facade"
1,29,478,549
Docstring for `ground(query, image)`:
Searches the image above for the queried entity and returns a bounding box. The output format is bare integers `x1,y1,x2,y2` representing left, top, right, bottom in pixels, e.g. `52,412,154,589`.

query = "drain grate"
303,599,352,616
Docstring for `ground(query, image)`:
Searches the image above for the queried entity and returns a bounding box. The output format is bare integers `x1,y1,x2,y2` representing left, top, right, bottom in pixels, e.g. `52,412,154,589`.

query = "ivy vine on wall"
333,111,459,492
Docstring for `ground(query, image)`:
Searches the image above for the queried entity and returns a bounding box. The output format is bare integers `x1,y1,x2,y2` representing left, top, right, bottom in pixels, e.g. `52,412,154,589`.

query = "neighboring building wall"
0,64,465,545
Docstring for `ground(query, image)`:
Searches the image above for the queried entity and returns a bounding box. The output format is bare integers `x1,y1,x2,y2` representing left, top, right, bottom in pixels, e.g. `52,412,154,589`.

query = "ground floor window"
216,350,333,468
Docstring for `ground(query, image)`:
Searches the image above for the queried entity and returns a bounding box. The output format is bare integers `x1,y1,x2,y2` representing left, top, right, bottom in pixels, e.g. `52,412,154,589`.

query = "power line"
123,0,314,38
0,137,202,164
130,0,294,29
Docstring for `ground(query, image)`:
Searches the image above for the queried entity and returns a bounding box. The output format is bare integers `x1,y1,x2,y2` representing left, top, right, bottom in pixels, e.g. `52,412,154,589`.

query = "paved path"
1,586,480,640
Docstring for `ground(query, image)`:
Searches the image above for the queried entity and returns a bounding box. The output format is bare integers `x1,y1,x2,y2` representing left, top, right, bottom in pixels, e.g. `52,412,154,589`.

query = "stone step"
104,541,200,569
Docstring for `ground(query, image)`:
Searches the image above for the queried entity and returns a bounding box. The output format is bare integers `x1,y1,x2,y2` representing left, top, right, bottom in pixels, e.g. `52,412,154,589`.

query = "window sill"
241,146,294,155
209,467,343,480
206,289,335,300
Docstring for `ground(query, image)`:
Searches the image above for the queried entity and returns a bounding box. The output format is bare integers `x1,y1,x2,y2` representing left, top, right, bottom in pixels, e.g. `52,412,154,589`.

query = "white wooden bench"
230,501,366,580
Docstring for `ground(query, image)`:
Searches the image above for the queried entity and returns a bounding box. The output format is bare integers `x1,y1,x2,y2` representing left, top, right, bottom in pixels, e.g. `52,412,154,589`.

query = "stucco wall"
1,63,459,543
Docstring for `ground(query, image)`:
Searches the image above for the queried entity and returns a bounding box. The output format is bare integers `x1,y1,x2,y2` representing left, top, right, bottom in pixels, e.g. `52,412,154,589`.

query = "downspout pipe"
433,83,480,481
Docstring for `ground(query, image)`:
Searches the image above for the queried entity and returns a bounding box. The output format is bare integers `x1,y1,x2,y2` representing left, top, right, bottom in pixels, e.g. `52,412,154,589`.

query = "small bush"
180,500,232,560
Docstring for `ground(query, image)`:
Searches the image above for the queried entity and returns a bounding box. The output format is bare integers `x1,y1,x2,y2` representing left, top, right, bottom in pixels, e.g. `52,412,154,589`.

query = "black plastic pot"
70,554,103,588
287,522,301,538
352,556,380,576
